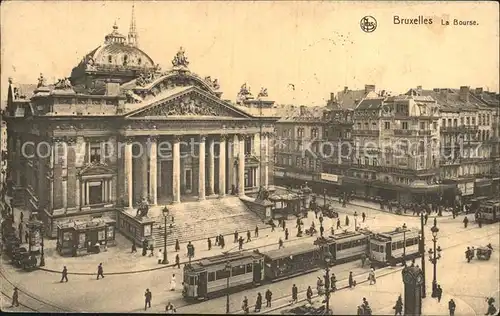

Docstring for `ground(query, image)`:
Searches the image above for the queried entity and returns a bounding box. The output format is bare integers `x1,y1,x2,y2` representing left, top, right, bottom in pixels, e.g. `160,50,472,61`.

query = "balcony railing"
352,130,380,137
440,125,479,133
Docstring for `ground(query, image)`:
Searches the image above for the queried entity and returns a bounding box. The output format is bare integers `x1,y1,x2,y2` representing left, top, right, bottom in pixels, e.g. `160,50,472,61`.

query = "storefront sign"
320,173,339,183
458,182,474,196
287,172,313,181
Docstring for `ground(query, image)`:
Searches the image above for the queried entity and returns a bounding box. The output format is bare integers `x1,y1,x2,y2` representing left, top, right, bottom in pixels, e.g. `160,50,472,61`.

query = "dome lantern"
104,22,127,45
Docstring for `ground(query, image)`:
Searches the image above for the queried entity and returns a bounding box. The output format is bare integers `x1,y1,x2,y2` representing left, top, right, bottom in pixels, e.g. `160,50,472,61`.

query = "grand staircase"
150,197,269,247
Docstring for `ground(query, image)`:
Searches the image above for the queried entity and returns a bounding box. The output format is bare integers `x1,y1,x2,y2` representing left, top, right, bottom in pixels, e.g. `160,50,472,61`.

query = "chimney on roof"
459,86,470,102
344,86,349,93
365,85,375,94
416,86,422,94
475,87,483,95
330,92,335,101
299,105,306,115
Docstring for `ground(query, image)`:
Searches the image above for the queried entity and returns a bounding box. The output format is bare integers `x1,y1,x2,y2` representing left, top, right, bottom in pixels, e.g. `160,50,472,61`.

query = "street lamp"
162,206,169,264
39,224,45,267
428,218,442,298
323,250,333,315
225,261,231,314
354,211,358,231
323,188,327,209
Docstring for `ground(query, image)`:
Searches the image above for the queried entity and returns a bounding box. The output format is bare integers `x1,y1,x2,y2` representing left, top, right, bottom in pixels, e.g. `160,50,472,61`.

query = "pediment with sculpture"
128,89,251,118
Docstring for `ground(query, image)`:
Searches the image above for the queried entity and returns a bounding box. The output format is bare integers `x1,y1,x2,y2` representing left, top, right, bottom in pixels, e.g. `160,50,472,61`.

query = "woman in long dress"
170,274,176,291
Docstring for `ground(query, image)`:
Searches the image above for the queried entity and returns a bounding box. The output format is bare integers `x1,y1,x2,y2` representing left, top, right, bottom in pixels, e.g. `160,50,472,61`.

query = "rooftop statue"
258,87,268,98
54,78,72,90
37,73,47,88
172,47,189,68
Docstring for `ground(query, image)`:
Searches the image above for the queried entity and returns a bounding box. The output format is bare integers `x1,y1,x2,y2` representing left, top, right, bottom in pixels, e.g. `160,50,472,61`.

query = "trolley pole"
420,212,426,298
225,261,231,314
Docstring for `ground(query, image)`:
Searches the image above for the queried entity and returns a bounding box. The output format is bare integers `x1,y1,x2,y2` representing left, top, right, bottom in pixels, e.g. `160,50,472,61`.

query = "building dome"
83,23,155,71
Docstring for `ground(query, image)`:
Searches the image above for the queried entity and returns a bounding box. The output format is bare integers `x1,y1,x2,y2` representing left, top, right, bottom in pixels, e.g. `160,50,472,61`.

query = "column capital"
238,134,247,141
220,134,229,142
199,135,207,143
124,137,135,144
147,136,159,143
66,137,77,145
173,136,181,143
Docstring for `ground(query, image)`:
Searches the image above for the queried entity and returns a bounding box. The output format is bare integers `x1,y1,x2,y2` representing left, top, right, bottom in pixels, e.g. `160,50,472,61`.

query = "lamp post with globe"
428,218,442,297
162,206,169,264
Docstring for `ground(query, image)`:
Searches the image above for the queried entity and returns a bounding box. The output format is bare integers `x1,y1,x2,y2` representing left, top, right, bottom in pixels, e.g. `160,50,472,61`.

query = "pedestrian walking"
97,263,104,279
265,289,272,307
238,236,244,250
142,240,148,256
131,242,137,253
220,235,225,249
175,239,180,252
207,238,212,250
424,213,428,225
144,288,152,310
369,268,376,284
319,225,324,237
465,247,472,263
11,287,19,307
485,297,497,315
255,225,259,237
349,271,356,288
448,299,456,316
215,234,219,246
170,274,176,291
60,266,68,282
361,253,366,267
20,211,24,222
247,230,251,242
25,231,29,244
175,254,180,268
242,296,249,314
234,230,238,243
278,238,284,249
357,306,364,315
330,226,334,236
436,285,443,302
285,228,289,240
330,273,337,292
306,286,313,304
148,244,154,257
254,292,262,312
291,284,298,304
463,216,469,228
157,249,163,264
337,218,341,229
394,295,403,316
270,220,276,232
363,298,372,315
362,212,366,222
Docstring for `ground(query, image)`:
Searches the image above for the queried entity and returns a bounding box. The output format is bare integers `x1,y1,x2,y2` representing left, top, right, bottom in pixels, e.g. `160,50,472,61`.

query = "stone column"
207,137,215,196
149,137,158,205
125,138,133,208
263,132,269,188
198,135,206,200
75,173,81,210
62,140,68,210
238,134,246,196
172,136,181,204
219,135,226,197
15,138,21,185
141,140,148,200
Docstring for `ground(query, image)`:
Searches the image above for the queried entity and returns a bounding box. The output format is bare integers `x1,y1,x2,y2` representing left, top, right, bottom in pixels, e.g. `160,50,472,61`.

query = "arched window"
108,55,113,63
138,58,142,65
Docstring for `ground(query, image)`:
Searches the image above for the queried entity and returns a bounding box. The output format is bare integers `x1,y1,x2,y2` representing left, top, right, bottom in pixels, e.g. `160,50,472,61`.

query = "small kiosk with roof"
56,217,116,257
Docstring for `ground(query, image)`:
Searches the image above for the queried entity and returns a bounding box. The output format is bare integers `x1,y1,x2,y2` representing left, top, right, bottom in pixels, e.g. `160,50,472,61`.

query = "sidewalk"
20,209,353,275
277,186,455,218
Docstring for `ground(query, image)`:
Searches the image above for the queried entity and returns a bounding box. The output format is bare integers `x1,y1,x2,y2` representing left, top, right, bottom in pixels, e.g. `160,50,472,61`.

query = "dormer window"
108,55,113,63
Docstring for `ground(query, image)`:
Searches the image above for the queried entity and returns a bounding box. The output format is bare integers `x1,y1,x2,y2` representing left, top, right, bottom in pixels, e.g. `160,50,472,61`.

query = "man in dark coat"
11,287,19,307
175,239,180,252
97,263,104,280
285,228,289,240
265,289,272,307
254,293,262,312
291,284,298,304
349,271,355,288
60,266,68,282
394,295,403,316
207,238,212,250
144,288,152,310
246,230,251,243
337,219,341,229
463,216,469,228
306,286,313,304
238,236,244,250
436,285,443,302
255,225,259,237
175,254,180,269
362,212,366,222
234,230,239,243
448,299,456,316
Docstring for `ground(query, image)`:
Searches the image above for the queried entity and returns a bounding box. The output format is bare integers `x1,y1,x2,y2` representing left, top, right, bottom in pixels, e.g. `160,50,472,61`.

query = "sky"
1,1,498,106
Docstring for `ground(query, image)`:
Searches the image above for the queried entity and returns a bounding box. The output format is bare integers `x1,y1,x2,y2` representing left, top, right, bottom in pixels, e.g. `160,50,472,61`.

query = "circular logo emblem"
360,16,377,33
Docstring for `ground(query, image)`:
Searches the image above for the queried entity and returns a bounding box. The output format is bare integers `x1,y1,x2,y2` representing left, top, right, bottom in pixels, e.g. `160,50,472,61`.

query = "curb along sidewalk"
232,265,404,314
280,186,455,219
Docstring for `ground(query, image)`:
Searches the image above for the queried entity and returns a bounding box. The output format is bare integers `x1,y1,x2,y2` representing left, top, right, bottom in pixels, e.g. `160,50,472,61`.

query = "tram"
477,199,500,223
369,228,421,266
183,227,421,301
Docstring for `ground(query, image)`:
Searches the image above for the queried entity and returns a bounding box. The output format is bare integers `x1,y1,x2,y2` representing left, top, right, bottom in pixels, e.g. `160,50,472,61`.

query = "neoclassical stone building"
4,21,277,238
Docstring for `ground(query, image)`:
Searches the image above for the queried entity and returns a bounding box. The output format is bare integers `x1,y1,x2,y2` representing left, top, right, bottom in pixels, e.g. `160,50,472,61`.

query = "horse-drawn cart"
476,245,493,260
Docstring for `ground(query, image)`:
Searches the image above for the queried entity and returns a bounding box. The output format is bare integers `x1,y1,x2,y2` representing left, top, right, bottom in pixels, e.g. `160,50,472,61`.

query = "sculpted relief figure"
258,87,268,98
54,78,72,90
172,47,189,68
37,73,46,88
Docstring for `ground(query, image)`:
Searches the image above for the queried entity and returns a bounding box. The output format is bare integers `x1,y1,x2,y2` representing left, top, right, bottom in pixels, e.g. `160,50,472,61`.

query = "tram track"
0,269,75,312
